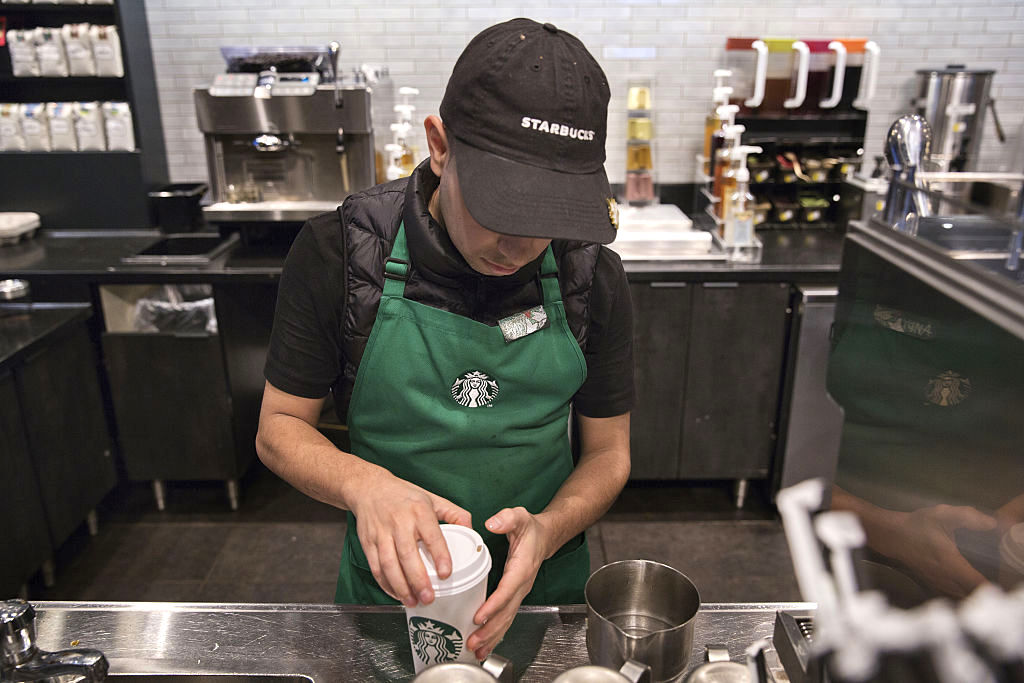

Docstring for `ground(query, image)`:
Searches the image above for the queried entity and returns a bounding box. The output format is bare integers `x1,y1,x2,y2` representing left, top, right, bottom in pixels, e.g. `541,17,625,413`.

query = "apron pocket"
526,534,590,605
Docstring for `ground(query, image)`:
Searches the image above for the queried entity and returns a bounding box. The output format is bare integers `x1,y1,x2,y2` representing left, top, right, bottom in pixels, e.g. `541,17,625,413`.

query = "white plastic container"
74,101,106,150
19,104,52,152
62,23,97,76
89,25,124,77
46,102,79,151
404,525,491,673
102,101,134,150
608,204,714,260
34,27,69,77
0,104,27,152
0,213,41,246
7,29,41,77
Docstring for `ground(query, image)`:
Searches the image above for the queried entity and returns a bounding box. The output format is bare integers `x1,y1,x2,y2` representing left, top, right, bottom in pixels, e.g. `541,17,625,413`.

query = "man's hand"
890,504,998,598
351,472,472,608
467,507,552,661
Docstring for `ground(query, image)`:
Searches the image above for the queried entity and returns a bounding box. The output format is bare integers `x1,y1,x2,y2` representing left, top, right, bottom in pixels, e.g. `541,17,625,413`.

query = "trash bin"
148,183,208,232
133,285,217,334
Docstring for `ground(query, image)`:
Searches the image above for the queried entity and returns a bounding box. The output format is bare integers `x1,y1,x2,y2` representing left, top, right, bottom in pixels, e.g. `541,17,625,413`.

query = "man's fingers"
485,506,528,535
394,526,435,605
377,539,415,607
419,519,453,581
364,542,400,603
936,505,998,533
431,494,472,529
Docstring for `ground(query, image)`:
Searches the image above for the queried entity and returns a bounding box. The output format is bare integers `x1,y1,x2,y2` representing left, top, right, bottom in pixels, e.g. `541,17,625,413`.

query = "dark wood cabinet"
628,282,692,479
628,279,793,484
679,282,792,479
0,371,51,597
14,324,116,548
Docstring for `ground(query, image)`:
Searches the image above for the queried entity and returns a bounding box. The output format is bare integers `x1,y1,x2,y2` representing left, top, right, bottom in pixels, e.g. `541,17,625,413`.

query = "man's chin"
479,258,520,276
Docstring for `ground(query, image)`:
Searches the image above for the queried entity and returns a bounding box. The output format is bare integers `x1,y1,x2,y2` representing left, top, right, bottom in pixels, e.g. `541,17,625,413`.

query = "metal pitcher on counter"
585,560,701,683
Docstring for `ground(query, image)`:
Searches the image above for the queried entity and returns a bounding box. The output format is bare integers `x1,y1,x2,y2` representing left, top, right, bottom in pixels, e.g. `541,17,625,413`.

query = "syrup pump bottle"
723,145,762,260
702,70,732,176
712,123,744,218
708,104,739,187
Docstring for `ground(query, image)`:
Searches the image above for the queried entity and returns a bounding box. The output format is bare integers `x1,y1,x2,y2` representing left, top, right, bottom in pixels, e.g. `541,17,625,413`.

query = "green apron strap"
382,223,412,298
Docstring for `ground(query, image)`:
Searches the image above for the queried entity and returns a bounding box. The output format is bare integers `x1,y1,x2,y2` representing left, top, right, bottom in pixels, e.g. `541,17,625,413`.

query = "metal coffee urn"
912,65,1004,174
194,44,376,223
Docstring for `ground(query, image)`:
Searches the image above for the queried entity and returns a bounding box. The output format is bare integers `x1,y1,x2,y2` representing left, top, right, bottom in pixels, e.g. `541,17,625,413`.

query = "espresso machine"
194,43,376,223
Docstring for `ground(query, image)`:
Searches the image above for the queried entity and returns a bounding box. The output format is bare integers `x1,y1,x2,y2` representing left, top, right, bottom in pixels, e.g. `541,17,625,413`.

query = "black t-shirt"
265,177,635,419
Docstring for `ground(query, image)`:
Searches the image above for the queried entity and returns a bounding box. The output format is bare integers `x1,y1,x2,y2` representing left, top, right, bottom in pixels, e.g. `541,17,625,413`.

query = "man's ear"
424,115,449,177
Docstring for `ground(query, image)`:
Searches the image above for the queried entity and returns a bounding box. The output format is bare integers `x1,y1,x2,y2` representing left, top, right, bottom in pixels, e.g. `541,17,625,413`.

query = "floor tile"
205,523,346,585
599,520,802,603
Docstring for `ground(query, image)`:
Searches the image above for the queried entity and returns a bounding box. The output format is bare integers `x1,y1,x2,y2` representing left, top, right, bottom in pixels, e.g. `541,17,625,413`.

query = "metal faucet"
1,600,108,683
883,114,933,233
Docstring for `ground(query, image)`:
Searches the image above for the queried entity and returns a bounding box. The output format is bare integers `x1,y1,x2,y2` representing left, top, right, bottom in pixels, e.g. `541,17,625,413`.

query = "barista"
256,19,634,660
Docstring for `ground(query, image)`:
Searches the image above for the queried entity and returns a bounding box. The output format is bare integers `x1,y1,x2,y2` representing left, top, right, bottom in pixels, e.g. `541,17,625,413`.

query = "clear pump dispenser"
723,144,763,263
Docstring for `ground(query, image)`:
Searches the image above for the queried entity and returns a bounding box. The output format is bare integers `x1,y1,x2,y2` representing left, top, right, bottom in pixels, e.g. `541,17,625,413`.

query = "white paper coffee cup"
405,524,492,673
998,523,1024,590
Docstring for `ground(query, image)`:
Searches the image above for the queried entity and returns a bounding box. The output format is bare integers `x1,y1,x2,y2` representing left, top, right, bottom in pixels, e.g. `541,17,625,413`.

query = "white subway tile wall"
145,0,1024,185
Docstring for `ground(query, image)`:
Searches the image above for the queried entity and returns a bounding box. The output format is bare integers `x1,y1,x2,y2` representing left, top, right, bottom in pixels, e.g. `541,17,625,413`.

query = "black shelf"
0,3,113,12
0,0,168,229
0,76,124,84
0,4,114,31
0,76,126,103
0,150,139,156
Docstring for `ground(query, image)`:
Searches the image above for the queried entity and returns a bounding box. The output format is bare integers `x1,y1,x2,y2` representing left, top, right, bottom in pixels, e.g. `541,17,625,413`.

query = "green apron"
335,222,591,605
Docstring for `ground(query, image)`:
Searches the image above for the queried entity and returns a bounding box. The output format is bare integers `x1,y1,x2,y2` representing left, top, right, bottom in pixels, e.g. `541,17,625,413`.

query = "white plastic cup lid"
1000,523,1024,571
418,524,491,598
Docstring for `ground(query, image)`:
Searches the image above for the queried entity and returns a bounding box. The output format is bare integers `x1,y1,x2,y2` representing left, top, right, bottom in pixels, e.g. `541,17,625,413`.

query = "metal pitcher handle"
481,653,514,683
618,659,651,683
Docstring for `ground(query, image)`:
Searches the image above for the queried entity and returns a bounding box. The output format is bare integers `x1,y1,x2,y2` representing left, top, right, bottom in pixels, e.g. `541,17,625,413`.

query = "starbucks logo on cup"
451,370,499,408
409,617,464,666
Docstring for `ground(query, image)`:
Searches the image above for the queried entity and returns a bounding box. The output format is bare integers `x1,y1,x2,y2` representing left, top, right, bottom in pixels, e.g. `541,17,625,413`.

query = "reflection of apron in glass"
335,223,590,605
829,300,1024,511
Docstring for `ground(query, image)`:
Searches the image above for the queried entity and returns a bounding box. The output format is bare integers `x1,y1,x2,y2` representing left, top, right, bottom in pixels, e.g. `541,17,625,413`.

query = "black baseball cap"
439,18,617,244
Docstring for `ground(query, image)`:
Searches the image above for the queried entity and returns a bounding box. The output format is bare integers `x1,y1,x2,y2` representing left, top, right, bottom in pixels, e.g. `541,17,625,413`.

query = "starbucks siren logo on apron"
451,370,499,407
408,617,464,666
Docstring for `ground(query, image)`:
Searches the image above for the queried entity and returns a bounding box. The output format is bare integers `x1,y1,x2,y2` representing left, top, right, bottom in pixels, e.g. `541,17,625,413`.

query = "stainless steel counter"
33,602,813,681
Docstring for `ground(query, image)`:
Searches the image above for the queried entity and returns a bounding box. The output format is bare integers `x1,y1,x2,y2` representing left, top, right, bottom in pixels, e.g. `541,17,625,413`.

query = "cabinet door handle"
650,282,688,288
702,282,739,288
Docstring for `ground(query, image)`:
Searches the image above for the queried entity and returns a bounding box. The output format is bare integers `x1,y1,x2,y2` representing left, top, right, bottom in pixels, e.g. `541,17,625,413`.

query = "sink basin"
108,676,312,682
916,215,1017,253
121,233,239,265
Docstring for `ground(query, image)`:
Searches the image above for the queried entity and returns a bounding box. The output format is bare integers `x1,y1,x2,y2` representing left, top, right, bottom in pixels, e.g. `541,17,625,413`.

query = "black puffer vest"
332,161,601,420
